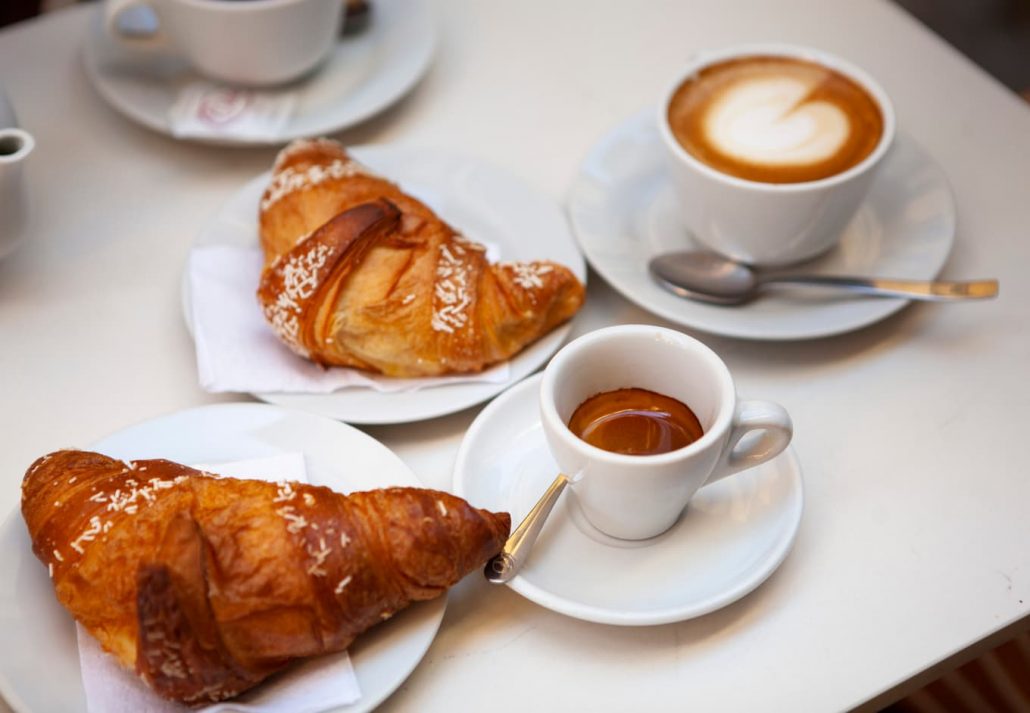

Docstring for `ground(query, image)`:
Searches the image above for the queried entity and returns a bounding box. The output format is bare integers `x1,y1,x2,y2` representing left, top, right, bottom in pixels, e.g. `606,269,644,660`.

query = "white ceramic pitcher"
0,86,35,260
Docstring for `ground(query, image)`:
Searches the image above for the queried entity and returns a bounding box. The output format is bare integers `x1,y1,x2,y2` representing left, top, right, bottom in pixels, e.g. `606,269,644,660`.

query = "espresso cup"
539,325,792,540
658,44,895,266
104,0,344,86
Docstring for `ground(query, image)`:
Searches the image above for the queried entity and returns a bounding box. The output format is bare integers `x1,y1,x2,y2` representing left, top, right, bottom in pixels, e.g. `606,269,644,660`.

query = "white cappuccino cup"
658,44,896,266
539,325,793,540
104,0,344,87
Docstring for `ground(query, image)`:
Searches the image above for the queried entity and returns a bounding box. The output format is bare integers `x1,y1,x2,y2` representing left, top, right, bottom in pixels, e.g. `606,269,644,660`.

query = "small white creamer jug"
0,86,35,260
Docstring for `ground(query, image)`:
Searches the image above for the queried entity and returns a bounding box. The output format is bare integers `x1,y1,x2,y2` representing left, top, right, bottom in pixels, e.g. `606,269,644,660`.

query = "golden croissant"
21,449,510,704
256,138,585,376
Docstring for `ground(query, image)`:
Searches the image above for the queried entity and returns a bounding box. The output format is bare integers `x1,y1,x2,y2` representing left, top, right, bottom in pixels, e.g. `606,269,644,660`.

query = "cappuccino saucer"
453,373,804,626
82,0,434,145
567,110,957,340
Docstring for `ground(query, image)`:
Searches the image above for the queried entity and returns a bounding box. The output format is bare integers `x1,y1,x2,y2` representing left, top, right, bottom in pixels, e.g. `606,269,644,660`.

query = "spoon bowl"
649,251,758,305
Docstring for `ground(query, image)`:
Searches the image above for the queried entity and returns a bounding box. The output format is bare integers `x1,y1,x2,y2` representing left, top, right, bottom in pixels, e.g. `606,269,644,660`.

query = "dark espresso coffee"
667,55,884,184
568,388,703,456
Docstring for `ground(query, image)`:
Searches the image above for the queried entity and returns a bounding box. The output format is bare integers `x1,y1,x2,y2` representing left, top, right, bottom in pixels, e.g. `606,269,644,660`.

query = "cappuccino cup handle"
104,0,170,51
707,399,792,484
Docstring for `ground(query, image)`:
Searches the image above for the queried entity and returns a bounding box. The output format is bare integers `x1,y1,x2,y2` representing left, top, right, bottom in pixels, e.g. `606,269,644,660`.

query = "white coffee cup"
0,87,33,262
104,0,344,87
658,44,896,266
539,325,792,540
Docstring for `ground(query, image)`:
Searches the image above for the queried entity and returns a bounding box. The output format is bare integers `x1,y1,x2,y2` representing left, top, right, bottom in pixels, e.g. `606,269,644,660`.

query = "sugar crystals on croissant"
256,138,585,377
21,449,510,704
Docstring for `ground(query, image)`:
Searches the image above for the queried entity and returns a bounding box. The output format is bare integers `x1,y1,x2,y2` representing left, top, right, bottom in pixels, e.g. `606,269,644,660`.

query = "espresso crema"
568,388,703,456
667,56,884,184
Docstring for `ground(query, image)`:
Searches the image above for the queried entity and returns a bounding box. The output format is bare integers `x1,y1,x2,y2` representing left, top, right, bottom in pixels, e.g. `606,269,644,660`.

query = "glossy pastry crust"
21,449,510,704
256,138,586,376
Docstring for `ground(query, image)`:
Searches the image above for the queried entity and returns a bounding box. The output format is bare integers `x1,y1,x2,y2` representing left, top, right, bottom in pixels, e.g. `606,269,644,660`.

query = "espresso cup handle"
707,399,792,484
104,0,169,50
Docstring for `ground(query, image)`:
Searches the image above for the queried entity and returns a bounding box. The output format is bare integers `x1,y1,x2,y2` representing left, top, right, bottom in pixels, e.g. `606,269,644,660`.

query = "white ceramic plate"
0,403,445,713
567,110,957,340
82,0,435,145
183,145,586,424
453,373,804,626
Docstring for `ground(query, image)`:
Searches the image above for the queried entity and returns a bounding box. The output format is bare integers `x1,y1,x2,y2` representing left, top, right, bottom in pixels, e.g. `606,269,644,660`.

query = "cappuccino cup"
539,325,793,540
658,44,895,266
104,0,344,86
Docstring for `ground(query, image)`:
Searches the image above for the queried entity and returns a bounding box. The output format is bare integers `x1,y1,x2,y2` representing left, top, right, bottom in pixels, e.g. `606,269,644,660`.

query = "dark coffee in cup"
667,55,883,184
568,388,703,456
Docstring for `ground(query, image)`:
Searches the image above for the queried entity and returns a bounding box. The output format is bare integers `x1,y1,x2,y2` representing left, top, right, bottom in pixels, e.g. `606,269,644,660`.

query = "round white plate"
0,403,444,713
453,373,804,626
82,0,435,145
567,110,957,340
183,145,586,424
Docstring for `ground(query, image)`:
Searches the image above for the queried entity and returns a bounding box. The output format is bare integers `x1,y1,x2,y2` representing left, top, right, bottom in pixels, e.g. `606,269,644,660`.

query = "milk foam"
703,76,851,167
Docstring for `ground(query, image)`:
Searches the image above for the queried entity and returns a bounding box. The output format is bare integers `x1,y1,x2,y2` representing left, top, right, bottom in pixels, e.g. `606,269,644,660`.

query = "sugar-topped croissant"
256,138,585,376
21,449,510,704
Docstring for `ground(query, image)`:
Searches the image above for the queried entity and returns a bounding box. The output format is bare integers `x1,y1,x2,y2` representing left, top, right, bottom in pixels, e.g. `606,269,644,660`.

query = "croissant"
21,449,510,704
255,138,585,376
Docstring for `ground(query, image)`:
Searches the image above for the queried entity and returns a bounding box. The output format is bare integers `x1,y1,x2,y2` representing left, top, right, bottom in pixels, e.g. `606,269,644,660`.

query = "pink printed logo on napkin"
170,83,296,141
197,90,252,126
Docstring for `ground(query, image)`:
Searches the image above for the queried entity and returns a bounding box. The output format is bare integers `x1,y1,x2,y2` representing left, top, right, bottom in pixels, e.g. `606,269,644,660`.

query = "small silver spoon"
484,473,568,584
649,250,999,306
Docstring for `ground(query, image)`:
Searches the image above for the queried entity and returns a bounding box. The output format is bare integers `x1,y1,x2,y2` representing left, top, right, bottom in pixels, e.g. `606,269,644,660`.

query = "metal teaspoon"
484,473,569,584
649,250,999,306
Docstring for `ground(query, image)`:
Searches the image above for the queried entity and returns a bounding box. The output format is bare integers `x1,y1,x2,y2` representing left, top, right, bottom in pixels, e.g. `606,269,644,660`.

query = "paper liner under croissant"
21,449,511,704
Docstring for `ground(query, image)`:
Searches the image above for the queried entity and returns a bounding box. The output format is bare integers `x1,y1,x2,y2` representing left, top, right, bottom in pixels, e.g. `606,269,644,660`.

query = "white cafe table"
1,1,1028,711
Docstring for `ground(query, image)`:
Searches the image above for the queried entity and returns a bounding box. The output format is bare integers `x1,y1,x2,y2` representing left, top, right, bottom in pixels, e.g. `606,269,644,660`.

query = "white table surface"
1,1,1028,711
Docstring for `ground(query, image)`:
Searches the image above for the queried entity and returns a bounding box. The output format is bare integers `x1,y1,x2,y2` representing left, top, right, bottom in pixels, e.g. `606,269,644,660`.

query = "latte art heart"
667,56,884,184
704,78,851,167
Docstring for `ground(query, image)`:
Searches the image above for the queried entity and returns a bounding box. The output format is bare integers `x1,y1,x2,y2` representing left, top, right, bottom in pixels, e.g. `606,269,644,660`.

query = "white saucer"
453,373,804,626
82,0,435,145
182,145,586,425
567,110,957,340
0,403,445,713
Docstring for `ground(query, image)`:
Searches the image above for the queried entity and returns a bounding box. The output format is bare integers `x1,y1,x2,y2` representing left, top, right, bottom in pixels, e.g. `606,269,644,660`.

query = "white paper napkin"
188,244,510,394
169,83,296,141
77,452,362,713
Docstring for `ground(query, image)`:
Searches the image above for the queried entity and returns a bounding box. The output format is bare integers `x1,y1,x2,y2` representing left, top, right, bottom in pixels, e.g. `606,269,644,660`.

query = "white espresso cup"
540,325,792,540
658,44,896,266
104,0,344,86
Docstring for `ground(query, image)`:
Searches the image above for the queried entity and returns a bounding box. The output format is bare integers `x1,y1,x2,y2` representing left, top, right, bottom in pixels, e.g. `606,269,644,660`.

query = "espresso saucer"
567,110,957,340
82,0,434,145
453,373,804,626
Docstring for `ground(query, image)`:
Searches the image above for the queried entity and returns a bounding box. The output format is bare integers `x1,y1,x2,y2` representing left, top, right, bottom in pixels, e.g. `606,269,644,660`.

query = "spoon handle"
484,473,569,584
762,275,999,301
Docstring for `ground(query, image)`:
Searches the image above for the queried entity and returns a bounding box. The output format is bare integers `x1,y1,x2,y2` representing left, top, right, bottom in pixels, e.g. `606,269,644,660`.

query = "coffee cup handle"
706,399,793,484
104,0,170,51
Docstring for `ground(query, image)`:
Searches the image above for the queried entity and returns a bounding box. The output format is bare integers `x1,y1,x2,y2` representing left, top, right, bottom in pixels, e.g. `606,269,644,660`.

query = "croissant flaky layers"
21,449,510,704
256,138,586,376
